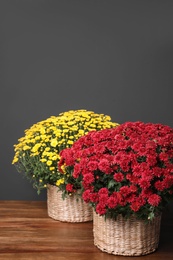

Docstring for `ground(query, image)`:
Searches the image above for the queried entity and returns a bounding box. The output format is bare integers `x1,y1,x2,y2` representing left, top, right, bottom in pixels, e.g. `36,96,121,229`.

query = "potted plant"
12,109,119,222
58,121,173,254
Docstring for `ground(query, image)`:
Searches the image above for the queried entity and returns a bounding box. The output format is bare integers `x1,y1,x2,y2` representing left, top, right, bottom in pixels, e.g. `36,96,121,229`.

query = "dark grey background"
0,0,173,201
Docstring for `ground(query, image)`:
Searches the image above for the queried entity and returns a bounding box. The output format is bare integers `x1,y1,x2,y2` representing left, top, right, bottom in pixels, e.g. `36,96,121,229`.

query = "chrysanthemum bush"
58,121,173,221
12,109,118,194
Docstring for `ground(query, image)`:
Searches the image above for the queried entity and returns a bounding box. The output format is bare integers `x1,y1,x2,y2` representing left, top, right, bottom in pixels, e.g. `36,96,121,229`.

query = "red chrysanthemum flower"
66,183,75,193
148,194,161,207
58,121,173,221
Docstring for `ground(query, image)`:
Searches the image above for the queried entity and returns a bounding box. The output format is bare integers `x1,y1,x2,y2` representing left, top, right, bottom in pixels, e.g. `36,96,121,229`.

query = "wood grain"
0,201,173,260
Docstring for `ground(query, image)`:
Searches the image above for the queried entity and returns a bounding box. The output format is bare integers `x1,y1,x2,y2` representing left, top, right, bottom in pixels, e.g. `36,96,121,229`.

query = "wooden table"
0,201,173,260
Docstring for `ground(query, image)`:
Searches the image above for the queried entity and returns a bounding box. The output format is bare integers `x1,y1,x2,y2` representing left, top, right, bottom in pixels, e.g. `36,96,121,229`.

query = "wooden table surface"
0,200,173,260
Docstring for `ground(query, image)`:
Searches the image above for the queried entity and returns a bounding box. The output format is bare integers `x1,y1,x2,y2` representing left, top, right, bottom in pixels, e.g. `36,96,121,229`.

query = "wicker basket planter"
93,211,161,256
47,184,93,222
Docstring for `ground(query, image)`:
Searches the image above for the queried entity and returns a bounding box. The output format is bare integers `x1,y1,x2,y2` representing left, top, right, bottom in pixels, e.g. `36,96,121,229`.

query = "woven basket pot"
47,184,93,222
93,211,161,256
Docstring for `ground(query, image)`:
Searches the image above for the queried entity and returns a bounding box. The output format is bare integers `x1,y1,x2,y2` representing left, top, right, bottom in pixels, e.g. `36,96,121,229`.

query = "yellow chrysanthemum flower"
12,109,119,194
56,178,65,186
23,145,31,151
50,139,58,147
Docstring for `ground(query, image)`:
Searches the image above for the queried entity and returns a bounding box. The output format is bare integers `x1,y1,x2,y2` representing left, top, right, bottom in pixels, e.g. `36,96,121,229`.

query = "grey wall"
0,0,173,200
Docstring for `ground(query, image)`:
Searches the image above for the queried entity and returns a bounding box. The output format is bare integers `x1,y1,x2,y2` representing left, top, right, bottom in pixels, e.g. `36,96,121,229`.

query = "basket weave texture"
47,184,93,222
93,211,161,256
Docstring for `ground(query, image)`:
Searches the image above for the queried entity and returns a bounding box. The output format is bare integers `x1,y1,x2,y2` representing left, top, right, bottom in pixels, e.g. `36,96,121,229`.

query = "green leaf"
108,179,116,189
